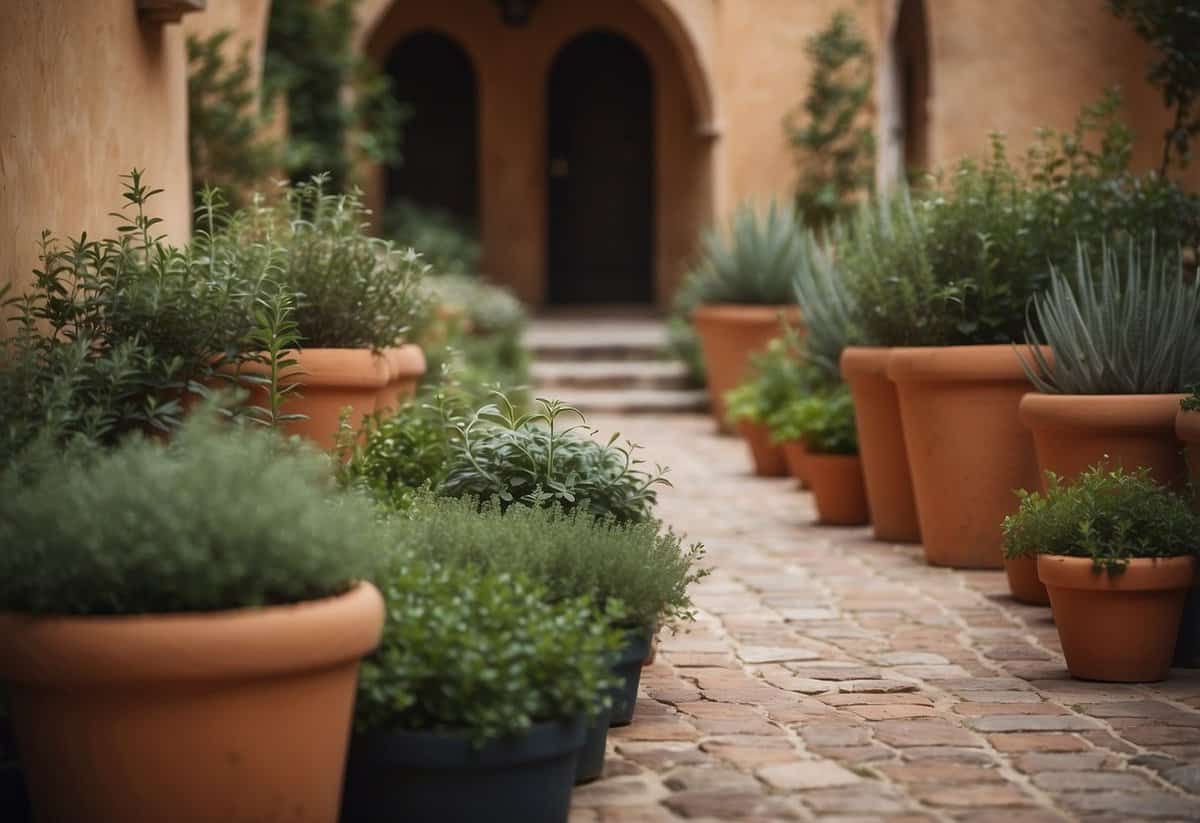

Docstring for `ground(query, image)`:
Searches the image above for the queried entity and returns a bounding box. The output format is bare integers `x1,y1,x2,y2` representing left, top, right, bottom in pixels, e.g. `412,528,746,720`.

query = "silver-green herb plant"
1021,238,1200,394
793,225,859,382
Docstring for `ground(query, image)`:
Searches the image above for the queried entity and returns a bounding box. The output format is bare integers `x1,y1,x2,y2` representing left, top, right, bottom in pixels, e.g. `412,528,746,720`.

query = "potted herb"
1019,239,1198,491
1003,465,1200,681
725,336,811,478
678,201,804,431
390,497,707,779
344,561,620,821
225,176,428,448
782,386,867,525
0,418,385,823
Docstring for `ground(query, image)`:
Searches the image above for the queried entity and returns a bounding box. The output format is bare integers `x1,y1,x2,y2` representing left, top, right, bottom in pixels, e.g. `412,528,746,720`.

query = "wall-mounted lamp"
493,0,539,27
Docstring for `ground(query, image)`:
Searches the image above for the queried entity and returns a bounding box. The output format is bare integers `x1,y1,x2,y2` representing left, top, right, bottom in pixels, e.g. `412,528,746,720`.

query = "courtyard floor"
574,413,1200,823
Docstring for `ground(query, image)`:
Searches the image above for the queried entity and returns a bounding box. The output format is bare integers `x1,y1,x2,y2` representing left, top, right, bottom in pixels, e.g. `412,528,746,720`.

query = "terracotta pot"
887,346,1044,569
1020,393,1188,490
0,583,385,823
376,344,427,414
229,348,389,450
840,347,920,543
805,452,870,526
1004,555,1050,606
1038,555,1194,682
692,304,802,433
736,420,788,477
781,440,809,488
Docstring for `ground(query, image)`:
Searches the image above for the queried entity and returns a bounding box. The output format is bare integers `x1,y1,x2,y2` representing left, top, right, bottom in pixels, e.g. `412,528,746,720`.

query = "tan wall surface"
183,0,272,89
1,1,192,295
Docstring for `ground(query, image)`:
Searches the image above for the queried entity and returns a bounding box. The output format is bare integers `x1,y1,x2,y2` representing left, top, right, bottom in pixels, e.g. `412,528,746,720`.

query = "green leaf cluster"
384,201,481,276
1183,387,1200,412
792,227,859,382
355,562,622,746
1022,239,1200,394
723,334,817,426
0,415,383,615
441,394,670,524
393,496,708,631
767,384,857,455
1002,465,1200,573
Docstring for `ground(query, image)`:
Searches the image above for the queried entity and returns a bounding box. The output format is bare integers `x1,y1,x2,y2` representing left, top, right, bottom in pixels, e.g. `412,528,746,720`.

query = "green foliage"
187,30,278,214
723,333,819,426
264,0,405,189
1022,239,1200,394
228,176,427,349
384,201,481,276
1109,0,1200,173
1183,386,1200,412
666,311,706,387
1002,465,1200,573
785,9,875,228
0,416,383,615
356,561,621,745
0,173,273,459
793,226,858,381
767,384,857,455
393,497,708,631
441,394,670,524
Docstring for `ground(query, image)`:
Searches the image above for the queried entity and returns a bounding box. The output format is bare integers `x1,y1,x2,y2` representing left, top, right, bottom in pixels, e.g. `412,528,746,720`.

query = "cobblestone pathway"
572,413,1200,823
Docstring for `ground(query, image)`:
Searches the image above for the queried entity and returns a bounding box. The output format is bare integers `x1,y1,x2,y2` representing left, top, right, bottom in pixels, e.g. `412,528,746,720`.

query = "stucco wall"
0,1,192,295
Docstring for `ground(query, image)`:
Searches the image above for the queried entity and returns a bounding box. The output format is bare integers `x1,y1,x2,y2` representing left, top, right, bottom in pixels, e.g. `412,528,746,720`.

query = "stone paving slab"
573,413,1200,822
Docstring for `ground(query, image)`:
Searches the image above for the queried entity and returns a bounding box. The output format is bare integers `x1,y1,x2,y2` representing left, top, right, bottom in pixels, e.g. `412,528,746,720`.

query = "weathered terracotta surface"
376,344,427,414
0,583,385,823
805,452,869,526
736,419,788,478
840,346,920,543
1020,393,1188,490
780,440,808,489
1004,554,1050,606
1039,555,1194,682
887,345,1043,569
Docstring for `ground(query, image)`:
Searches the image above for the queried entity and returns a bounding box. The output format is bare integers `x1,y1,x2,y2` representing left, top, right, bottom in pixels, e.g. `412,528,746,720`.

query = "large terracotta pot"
736,420,788,477
1004,555,1050,606
692,304,802,432
887,346,1044,569
781,440,809,488
0,583,385,823
231,348,390,450
1039,556,1193,682
805,452,870,526
376,344,427,414
840,347,920,543
1019,393,1188,490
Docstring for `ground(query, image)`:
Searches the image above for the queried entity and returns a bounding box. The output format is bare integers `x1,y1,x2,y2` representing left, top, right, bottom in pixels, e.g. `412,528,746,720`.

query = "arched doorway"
895,0,930,175
547,31,654,305
384,31,478,222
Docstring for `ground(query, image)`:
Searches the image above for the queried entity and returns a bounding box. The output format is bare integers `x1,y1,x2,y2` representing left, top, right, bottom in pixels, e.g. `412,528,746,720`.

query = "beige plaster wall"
1,1,192,296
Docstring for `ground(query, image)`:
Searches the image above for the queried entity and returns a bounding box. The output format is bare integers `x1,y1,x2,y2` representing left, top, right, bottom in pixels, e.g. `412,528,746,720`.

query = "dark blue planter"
342,717,586,823
608,626,652,727
574,705,612,784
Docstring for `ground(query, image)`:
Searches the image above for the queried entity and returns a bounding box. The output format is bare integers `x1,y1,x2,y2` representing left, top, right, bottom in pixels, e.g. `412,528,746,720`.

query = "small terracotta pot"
1038,555,1194,682
887,346,1045,569
692,304,802,433
0,583,385,823
375,344,427,414
805,452,870,526
736,420,789,477
229,348,390,450
1020,393,1188,490
781,440,809,489
840,347,920,543
1004,555,1050,606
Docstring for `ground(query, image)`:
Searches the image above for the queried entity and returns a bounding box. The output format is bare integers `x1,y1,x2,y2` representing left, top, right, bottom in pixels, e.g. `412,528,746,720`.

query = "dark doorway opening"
385,31,478,222
547,31,654,305
894,0,930,175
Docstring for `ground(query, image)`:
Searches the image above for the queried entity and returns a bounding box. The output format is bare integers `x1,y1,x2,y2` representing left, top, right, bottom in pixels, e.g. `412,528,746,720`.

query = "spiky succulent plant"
793,225,858,382
679,200,804,306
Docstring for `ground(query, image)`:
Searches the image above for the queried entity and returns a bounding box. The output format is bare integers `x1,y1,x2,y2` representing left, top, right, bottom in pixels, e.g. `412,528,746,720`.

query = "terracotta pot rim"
1037,555,1195,591
1020,392,1186,433
384,343,427,378
840,346,898,379
804,451,860,464
0,581,384,686
227,347,390,388
886,344,1047,384
1178,408,1200,442
692,303,802,325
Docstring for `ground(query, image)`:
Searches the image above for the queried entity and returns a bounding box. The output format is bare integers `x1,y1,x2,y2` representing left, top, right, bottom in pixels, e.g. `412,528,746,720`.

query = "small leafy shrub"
1183,387,1200,412
396,497,707,630
793,226,858,381
1002,464,1200,573
724,335,816,426
1022,239,1200,394
768,384,857,455
0,416,383,615
355,561,621,746
384,201,481,276
229,176,427,349
441,394,669,524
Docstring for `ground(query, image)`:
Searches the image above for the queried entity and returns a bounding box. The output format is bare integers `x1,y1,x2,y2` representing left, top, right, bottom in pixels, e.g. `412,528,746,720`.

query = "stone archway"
878,0,932,193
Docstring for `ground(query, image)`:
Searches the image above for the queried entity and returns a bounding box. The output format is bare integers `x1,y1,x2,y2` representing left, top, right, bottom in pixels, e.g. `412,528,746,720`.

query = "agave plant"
681,200,804,306
793,226,858,382
1021,238,1200,394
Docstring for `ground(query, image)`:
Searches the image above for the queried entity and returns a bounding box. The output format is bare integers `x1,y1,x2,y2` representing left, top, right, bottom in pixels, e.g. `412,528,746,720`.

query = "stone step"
531,359,691,390
525,320,669,362
535,387,709,415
